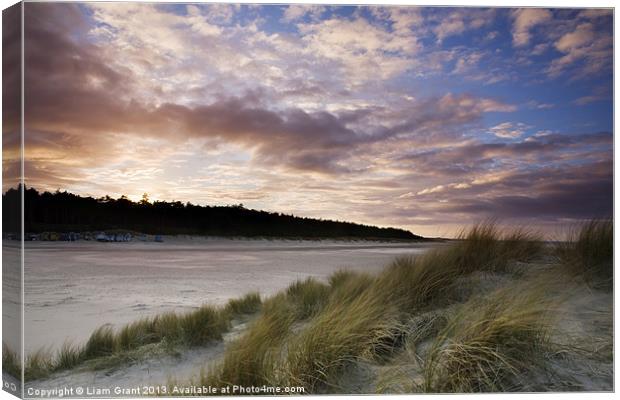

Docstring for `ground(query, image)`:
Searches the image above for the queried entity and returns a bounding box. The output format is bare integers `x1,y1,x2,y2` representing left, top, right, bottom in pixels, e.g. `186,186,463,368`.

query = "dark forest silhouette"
2,186,423,240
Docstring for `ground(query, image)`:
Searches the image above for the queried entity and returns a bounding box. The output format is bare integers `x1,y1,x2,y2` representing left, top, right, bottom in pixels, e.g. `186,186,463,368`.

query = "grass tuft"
329,270,375,305
286,278,331,320
82,326,116,359
558,220,613,288
374,251,461,312
500,228,545,265
55,342,83,371
453,223,543,274
420,283,554,392
328,270,360,288
204,294,295,387
226,292,262,315
2,343,21,380
24,349,54,382
118,317,160,351
180,306,230,346
284,290,402,391
23,295,263,382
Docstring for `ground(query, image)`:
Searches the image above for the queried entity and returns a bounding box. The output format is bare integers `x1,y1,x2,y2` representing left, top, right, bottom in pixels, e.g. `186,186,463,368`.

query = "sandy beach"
24,237,438,353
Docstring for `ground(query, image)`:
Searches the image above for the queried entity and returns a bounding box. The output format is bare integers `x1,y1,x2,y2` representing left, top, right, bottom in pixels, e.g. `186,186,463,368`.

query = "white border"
0,1,616,400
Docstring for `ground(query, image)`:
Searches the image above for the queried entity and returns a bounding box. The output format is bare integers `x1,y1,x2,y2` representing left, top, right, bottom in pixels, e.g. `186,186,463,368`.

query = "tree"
140,193,150,205
6,186,423,240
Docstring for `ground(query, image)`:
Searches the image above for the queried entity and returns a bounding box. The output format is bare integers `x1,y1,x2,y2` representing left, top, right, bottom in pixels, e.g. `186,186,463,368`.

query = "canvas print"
2,1,614,397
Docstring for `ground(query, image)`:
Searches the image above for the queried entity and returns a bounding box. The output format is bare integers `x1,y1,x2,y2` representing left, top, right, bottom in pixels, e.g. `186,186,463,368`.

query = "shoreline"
18,235,446,251
7,233,440,244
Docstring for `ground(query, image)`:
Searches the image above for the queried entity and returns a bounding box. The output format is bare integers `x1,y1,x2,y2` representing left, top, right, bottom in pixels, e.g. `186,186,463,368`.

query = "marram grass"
19,292,262,382
420,282,554,392
451,223,543,274
203,293,295,388
283,287,403,391
558,219,613,288
225,292,262,315
285,277,331,320
2,343,21,380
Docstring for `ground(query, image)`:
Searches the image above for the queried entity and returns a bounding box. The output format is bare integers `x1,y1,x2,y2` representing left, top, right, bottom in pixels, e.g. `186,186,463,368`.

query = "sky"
4,2,614,237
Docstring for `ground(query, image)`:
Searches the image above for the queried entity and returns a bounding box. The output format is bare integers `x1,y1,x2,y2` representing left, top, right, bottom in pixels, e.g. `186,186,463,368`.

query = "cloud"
432,9,496,42
445,46,514,85
366,93,516,148
511,8,552,47
2,3,21,133
434,18,465,42
282,5,326,22
380,7,424,34
85,2,422,109
297,16,420,85
525,100,555,109
556,22,595,51
573,85,611,105
506,8,612,80
417,185,445,195
452,51,484,74
197,3,238,24
389,153,612,228
366,156,611,237
488,122,530,138
399,132,612,177
547,20,613,78
440,162,612,220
